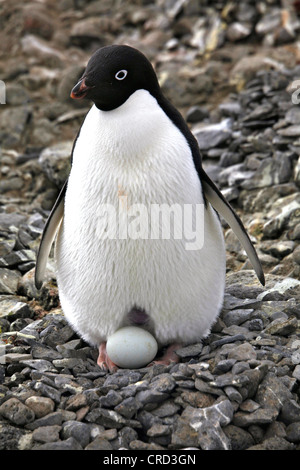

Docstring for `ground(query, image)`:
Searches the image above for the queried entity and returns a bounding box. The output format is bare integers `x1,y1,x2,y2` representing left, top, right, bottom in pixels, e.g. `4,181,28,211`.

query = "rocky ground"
0,0,300,451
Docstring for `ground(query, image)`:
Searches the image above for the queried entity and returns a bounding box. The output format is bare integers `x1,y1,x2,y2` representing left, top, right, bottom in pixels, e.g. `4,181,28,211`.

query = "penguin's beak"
70,78,93,100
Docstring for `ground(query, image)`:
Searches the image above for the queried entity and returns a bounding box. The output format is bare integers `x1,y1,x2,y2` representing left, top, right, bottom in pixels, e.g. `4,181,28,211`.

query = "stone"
21,35,64,68
85,436,113,450
114,397,142,419
33,437,83,450
227,22,252,42
241,155,293,190
286,422,300,442
22,7,54,39
256,373,293,413
186,105,209,123
25,396,55,418
223,424,255,450
280,400,300,425
0,398,35,426
170,416,198,448
263,317,298,336
65,393,88,411
38,141,72,188
25,411,64,430
193,119,232,151
0,297,32,321
233,408,279,427
0,107,32,148
147,424,170,437
70,17,117,47
247,436,294,451
99,389,123,408
227,343,257,361
181,400,234,450
222,309,254,327
85,408,127,429
61,420,91,448
32,425,61,443
0,269,21,294
176,343,203,358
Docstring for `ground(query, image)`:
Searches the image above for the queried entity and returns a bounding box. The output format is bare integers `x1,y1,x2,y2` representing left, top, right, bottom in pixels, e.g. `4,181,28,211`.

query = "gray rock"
99,389,123,408
256,373,293,413
241,154,293,190
247,436,294,450
114,397,142,419
227,343,257,361
182,399,234,450
176,343,203,358
38,141,72,188
32,381,61,403
61,420,91,448
0,107,31,148
32,425,61,443
233,407,278,427
25,411,64,430
280,400,300,425
263,317,298,336
0,269,21,294
186,105,209,123
33,436,83,450
227,22,252,42
0,297,32,321
85,436,113,450
170,416,198,448
85,408,127,429
0,398,35,425
193,119,232,151
222,309,254,327
223,424,255,450
286,422,300,442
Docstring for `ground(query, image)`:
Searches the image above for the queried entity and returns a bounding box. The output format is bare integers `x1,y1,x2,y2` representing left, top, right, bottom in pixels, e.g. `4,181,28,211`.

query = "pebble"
0,398,35,426
24,396,55,418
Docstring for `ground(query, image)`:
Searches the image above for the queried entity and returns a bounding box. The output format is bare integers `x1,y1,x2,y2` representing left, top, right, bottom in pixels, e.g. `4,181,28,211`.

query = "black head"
70,45,161,111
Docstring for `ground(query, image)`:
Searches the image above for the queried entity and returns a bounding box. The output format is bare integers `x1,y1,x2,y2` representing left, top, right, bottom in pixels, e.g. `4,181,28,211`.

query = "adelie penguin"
35,45,265,372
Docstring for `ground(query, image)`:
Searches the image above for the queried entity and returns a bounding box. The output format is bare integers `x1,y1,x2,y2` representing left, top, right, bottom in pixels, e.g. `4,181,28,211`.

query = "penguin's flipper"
201,171,265,286
35,181,67,290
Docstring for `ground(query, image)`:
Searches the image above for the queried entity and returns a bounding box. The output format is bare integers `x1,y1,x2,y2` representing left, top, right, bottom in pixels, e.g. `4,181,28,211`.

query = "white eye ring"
115,69,128,80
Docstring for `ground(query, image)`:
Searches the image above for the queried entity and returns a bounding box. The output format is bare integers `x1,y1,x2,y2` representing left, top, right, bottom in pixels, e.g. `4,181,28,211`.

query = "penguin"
35,45,264,372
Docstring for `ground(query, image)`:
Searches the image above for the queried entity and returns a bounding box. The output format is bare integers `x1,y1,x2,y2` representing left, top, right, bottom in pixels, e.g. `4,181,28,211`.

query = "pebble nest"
0,0,300,451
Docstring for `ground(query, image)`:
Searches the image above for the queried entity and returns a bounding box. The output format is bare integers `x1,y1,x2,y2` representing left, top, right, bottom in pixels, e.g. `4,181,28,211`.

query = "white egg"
106,326,158,369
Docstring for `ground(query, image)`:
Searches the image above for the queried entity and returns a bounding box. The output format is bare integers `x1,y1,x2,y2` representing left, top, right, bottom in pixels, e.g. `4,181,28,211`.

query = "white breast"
55,90,226,347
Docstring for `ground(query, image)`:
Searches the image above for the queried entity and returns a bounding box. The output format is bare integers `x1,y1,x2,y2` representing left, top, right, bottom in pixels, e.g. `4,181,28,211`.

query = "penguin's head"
70,45,161,111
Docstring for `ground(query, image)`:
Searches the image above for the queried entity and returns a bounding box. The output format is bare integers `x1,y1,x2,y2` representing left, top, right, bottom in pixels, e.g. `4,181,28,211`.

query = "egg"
106,326,158,369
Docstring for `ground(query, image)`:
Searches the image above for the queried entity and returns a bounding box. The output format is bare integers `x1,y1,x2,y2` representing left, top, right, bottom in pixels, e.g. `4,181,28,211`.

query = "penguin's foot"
149,342,181,367
97,342,118,373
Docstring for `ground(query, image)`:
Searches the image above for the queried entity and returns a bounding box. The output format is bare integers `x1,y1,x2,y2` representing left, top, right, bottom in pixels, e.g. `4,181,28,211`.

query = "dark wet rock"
0,397,35,425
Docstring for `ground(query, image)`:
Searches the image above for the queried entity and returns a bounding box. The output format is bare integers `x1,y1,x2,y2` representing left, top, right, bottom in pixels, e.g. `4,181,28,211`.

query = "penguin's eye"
115,70,128,81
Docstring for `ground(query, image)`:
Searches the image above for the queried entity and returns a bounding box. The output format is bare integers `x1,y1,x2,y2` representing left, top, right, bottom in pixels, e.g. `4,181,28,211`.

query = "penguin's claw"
97,342,118,373
148,342,181,367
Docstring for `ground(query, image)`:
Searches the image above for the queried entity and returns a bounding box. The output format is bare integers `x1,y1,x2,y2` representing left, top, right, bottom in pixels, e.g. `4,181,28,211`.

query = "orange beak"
70,78,91,100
